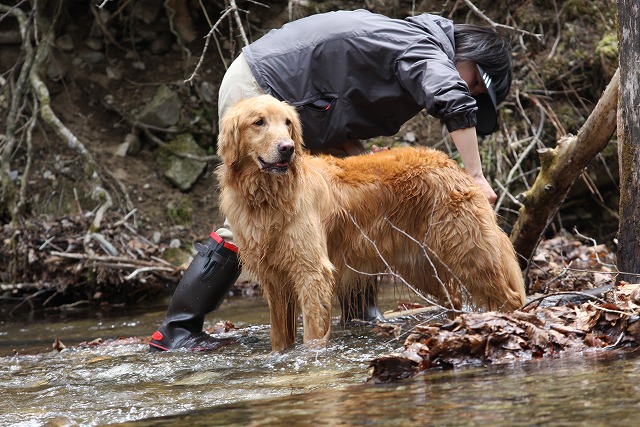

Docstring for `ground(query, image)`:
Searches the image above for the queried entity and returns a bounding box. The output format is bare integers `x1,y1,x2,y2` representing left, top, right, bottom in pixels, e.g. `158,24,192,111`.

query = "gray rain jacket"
243,9,477,151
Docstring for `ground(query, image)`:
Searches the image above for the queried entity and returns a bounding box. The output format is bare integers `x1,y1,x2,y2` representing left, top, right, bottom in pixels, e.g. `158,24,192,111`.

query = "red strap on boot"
210,231,238,253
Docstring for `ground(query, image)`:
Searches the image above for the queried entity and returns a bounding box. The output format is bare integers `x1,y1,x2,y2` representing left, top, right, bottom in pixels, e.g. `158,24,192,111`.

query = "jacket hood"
405,14,456,56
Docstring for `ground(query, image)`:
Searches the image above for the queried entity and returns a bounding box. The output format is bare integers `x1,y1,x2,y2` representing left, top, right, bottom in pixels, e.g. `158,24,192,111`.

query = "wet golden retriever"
216,95,526,351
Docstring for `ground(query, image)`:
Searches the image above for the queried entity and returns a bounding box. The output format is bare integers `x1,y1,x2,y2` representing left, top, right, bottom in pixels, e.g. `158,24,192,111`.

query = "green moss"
166,195,193,226
562,0,598,20
155,134,197,168
187,107,214,146
595,32,619,76
162,246,192,266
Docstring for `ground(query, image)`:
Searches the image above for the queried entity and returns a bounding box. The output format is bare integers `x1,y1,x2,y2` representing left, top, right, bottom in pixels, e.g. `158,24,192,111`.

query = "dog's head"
218,95,304,174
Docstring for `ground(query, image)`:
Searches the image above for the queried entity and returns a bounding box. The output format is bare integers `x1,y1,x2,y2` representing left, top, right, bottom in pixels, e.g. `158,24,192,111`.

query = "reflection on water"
1,292,639,427
114,351,640,427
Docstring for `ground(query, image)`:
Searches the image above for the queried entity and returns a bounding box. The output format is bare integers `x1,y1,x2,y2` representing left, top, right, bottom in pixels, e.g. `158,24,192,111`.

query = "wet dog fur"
216,95,526,351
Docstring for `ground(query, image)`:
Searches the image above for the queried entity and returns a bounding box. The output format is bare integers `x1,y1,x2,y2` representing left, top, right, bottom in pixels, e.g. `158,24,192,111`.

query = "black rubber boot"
149,231,241,352
340,277,385,323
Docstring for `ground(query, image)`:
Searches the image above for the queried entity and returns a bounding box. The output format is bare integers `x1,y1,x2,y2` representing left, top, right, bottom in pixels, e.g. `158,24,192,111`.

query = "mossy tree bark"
616,0,640,283
509,69,619,272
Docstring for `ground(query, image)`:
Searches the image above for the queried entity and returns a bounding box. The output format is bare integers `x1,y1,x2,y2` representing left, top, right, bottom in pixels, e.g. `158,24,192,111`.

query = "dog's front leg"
297,265,334,347
264,286,298,352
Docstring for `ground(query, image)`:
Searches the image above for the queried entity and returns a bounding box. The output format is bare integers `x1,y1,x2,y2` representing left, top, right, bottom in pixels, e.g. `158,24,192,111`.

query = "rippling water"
1,292,639,427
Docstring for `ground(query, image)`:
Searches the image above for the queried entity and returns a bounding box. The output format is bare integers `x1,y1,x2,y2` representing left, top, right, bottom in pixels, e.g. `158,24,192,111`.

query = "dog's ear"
217,109,241,166
288,105,305,152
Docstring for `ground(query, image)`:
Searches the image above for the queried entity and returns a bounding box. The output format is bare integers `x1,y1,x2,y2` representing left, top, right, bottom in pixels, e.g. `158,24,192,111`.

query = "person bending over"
150,9,512,351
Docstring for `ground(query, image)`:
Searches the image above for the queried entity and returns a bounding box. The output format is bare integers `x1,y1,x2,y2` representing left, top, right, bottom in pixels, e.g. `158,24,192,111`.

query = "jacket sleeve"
395,36,478,132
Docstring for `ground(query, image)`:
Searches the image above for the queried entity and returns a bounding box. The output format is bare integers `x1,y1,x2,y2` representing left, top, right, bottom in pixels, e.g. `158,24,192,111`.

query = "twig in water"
522,290,608,309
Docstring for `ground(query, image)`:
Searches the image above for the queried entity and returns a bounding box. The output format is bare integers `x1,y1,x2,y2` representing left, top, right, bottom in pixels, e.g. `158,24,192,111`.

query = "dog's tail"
424,195,526,313
494,231,527,311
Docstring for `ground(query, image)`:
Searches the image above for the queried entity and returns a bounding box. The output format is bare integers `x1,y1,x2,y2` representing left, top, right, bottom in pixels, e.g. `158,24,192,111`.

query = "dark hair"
453,24,512,103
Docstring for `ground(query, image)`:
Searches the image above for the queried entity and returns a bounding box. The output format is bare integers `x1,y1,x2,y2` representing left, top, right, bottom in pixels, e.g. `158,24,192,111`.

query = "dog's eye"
285,118,292,126
254,119,264,126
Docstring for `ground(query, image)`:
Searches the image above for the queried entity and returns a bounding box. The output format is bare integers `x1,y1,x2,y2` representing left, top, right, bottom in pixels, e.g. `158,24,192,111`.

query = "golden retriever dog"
216,95,526,351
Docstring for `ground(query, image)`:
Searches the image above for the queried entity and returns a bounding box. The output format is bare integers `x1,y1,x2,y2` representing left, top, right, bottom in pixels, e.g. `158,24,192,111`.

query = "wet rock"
137,85,182,128
154,133,206,191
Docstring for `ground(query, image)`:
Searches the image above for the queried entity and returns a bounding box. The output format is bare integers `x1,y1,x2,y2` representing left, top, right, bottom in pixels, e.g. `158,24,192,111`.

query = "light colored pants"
216,53,265,244
216,221,235,245
217,52,265,126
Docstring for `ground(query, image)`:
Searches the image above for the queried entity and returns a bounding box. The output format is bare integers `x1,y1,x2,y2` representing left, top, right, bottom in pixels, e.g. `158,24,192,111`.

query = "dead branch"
494,103,545,213
382,305,443,320
50,250,175,270
29,38,93,159
510,68,620,271
16,94,36,217
0,3,134,224
229,0,249,46
0,4,33,220
459,0,543,41
521,290,609,309
89,3,127,51
185,0,251,84
185,7,234,84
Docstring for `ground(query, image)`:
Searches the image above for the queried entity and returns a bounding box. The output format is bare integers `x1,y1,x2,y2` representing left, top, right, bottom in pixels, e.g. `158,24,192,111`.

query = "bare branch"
460,0,543,41
510,68,620,269
229,0,249,46
185,7,234,84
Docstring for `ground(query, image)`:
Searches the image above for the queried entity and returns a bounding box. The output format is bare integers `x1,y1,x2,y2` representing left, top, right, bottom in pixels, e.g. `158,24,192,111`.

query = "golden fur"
216,95,526,351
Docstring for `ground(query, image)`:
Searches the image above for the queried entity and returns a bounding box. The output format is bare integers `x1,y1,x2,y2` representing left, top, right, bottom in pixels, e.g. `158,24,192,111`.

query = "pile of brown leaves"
368,282,640,383
527,232,617,294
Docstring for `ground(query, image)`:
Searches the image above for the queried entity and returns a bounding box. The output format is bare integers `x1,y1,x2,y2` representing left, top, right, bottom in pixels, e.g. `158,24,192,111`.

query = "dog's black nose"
278,140,295,157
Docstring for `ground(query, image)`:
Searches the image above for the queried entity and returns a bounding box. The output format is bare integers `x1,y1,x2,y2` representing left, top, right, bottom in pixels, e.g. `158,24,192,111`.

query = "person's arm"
449,127,497,204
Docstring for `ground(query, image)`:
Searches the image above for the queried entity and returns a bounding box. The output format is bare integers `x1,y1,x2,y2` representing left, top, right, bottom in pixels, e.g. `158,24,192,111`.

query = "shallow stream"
1,291,639,426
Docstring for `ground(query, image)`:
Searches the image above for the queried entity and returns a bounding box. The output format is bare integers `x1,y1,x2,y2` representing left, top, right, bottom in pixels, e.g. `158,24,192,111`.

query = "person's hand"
370,144,389,154
448,128,496,205
472,174,497,205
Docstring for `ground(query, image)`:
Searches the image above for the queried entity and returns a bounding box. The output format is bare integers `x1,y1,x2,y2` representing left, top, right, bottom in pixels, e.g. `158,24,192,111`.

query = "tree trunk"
616,0,640,283
509,69,619,271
